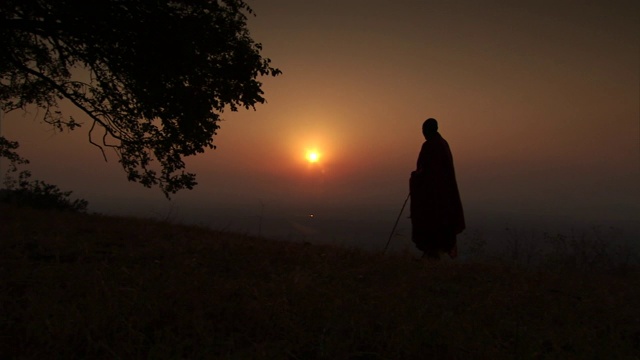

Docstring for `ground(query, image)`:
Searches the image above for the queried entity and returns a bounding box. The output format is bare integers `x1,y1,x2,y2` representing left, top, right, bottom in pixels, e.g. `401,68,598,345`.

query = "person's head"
422,118,438,139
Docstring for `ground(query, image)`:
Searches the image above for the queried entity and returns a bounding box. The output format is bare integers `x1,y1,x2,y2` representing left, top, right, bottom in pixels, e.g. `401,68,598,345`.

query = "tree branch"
88,120,108,162
9,56,125,143
12,60,102,123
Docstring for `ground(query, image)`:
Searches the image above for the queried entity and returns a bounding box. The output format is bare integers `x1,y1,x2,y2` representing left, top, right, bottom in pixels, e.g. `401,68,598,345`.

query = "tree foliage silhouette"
0,0,281,195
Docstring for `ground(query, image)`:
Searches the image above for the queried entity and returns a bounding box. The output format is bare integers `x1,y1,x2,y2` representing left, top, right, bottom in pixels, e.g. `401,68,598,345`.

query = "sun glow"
306,150,320,163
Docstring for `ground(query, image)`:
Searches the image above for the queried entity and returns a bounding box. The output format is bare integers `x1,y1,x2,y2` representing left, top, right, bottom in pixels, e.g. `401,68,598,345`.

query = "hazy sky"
2,0,639,243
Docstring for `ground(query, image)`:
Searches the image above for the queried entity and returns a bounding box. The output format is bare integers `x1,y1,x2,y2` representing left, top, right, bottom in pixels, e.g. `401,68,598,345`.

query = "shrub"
1,138,88,212
0,175,88,212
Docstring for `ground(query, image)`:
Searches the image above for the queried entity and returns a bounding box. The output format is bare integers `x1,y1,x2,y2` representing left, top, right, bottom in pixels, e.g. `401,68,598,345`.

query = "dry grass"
1,204,639,359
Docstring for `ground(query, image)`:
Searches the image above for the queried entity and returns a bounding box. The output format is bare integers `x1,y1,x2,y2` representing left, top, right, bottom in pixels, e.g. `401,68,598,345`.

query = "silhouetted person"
410,118,465,259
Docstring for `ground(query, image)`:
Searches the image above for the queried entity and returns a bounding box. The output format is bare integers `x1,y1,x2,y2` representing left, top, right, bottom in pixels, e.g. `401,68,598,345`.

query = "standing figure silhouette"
410,118,465,259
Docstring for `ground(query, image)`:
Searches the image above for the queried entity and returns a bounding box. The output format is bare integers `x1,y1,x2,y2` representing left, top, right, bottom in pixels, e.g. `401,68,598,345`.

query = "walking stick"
383,193,410,253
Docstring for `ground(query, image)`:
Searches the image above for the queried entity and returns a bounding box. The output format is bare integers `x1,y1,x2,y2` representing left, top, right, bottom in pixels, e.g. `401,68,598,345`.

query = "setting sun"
306,150,320,163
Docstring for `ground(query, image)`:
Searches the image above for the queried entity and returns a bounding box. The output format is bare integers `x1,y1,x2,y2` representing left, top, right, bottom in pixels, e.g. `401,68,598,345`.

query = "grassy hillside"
1,204,639,359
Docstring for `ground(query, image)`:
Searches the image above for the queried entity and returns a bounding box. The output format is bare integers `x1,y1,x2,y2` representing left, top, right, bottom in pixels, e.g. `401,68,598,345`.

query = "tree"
0,0,281,196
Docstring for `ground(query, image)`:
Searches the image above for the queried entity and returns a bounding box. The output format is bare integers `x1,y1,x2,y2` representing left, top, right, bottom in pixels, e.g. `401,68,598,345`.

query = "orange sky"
2,0,639,245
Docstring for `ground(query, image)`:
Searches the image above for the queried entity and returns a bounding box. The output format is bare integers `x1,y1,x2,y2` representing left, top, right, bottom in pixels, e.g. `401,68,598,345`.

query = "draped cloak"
410,132,465,254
